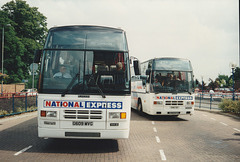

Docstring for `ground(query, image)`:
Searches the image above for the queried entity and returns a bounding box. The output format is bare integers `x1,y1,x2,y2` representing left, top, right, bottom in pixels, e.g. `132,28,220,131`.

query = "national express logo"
156,96,193,100
44,100,123,109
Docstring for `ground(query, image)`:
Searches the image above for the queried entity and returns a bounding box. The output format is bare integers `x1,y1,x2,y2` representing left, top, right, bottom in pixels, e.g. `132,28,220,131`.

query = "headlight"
109,112,126,119
187,101,194,105
153,101,163,105
41,110,57,117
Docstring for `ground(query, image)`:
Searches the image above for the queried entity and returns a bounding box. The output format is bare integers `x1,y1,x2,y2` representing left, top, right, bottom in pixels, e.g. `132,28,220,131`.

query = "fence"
195,92,240,110
0,92,37,118
0,83,25,94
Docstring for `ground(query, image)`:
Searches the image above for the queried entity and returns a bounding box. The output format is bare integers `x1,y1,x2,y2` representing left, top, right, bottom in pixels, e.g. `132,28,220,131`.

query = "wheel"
137,99,143,112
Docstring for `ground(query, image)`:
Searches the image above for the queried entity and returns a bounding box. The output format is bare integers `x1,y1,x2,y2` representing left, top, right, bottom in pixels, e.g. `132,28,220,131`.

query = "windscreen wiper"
96,83,106,98
87,74,106,98
61,73,80,97
183,90,192,95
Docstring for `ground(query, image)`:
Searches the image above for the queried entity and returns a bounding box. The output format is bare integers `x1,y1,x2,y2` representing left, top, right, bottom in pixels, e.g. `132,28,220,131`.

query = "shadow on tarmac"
0,118,119,154
0,109,189,155
37,138,119,154
131,109,188,121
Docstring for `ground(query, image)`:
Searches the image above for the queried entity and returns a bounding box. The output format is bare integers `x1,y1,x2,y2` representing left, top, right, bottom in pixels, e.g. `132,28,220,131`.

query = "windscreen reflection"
41,50,130,95
150,71,193,93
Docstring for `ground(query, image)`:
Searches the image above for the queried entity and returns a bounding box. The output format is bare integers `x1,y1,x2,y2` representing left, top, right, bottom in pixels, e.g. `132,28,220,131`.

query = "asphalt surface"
0,108,239,161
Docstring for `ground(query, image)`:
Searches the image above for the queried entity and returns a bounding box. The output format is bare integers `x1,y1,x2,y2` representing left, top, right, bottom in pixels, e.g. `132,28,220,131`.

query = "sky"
0,0,239,83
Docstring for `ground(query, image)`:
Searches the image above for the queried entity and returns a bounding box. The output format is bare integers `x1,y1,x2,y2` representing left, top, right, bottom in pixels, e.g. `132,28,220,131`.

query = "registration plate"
171,106,179,109
72,121,93,126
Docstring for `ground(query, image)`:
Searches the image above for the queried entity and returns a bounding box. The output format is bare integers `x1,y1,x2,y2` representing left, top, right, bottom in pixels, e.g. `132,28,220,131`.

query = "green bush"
236,101,240,114
0,110,9,116
0,96,37,116
219,99,240,114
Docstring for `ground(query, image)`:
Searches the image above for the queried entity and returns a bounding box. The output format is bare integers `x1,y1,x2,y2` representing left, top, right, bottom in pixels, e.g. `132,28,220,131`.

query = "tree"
217,75,229,88
228,67,240,87
233,67,240,81
208,78,219,90
2,0,47,44
0,73,8,80
198,80,207,90
195,79,199,88
0,10,26,83
0,0,47,83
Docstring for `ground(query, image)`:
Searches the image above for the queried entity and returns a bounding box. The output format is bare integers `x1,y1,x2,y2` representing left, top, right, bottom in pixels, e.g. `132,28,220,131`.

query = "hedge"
219,99,240,114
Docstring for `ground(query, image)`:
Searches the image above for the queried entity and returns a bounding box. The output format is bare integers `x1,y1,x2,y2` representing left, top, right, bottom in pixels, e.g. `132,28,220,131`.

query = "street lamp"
1,24,11,94
230,63,236,101
199,76,203,108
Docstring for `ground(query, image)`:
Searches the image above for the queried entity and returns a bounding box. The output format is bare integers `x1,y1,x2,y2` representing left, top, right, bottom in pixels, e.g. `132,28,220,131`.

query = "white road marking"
153,127,157,132
233,128,240,132
152,121,155,125
210,118,216,121
220,122,228,126
14,145,32,156
155,136,160,143
159,149,167,161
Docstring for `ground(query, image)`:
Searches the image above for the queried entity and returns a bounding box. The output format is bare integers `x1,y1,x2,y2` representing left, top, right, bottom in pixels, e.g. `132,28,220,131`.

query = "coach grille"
90,116,102,119
165,101,183,105
64,115,77,119
78,110,89,114
77,115,89,119
90,110,102,114
64,110,76,114
64,110,103,120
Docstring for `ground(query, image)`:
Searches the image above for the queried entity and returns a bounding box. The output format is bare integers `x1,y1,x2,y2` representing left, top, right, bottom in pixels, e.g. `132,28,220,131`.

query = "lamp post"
199,76,203,108
1,24,11,94
201,76,204,95
231,67,235,101
230,63,236,101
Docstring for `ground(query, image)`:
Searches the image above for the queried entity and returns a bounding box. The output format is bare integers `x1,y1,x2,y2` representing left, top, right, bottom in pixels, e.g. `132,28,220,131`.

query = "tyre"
137,99,143,112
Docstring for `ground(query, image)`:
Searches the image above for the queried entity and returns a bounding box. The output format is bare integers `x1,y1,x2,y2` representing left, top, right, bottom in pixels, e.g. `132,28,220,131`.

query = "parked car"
20,88,38,96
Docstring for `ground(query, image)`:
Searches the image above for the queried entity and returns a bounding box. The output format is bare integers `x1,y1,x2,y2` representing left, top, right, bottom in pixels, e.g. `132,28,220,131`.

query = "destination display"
155,96,193,100
44,100,123,109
